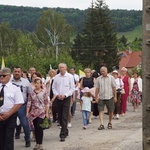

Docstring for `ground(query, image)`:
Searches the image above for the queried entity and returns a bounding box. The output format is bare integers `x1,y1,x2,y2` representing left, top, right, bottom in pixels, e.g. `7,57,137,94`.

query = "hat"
81,87,90,93
0,67,11,74
112,70,118,74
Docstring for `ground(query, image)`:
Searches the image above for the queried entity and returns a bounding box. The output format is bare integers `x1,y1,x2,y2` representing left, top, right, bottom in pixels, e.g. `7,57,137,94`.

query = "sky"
0,0,142,10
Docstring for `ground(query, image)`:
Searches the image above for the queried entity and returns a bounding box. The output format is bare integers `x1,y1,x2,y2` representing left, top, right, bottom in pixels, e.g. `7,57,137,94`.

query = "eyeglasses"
0,74,9,78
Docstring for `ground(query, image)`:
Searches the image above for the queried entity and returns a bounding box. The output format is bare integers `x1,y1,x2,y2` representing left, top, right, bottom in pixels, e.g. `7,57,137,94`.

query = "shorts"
98,97,114,112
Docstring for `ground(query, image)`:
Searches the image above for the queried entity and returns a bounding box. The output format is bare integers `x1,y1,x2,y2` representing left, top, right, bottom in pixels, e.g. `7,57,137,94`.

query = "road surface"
15,102,142,150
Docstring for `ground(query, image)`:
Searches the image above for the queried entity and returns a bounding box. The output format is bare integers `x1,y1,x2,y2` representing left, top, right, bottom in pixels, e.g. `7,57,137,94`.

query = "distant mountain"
0,5,142,33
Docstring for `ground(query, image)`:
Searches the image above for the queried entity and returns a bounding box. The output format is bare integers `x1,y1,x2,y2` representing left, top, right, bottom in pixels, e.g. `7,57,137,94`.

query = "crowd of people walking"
0,63,142,150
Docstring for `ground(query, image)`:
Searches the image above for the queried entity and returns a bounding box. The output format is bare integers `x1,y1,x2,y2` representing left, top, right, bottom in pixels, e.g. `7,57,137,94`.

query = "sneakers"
33,144,44,150
68,123,72,128
33,144,39,150
39,145,44,150
116,114,119,119
83,126,87,129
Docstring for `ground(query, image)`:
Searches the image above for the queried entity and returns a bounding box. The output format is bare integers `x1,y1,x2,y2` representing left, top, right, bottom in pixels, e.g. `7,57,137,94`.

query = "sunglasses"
0,74,9,78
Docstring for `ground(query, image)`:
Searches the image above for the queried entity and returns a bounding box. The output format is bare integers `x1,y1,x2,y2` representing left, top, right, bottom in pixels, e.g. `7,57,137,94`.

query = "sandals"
98,123,112,130
107,123,112,129
98,125,105,130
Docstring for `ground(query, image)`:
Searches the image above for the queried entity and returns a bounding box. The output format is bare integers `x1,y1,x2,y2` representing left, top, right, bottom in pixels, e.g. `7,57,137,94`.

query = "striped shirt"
95,74,116,100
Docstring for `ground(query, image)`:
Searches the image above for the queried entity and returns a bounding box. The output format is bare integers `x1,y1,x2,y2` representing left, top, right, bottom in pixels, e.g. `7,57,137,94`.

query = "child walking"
81,87,93,129
26,77,49,150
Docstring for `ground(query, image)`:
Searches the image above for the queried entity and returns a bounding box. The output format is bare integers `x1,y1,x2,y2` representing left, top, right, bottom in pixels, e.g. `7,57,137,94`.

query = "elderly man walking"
52,63,75,142
95,67,117,130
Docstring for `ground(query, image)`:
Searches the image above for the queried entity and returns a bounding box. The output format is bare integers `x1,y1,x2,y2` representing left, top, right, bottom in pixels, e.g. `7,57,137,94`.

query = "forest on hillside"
0,1,142,74
0,5,142,33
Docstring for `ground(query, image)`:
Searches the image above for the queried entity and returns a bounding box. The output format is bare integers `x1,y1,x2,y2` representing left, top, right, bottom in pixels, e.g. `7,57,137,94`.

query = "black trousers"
52,99,58,122
57,96,71,138
114,92,121,115
0,112,17,150
33,117,44,145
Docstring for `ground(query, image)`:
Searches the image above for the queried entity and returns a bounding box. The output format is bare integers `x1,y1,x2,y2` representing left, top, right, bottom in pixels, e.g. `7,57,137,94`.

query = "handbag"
120,89,125,94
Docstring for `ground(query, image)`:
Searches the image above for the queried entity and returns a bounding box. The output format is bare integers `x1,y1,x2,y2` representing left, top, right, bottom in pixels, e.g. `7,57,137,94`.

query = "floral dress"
27,89,49,130
130,80,141,104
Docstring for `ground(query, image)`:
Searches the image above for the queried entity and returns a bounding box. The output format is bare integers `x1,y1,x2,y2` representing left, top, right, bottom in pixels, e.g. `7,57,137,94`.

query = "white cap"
112,70,118,74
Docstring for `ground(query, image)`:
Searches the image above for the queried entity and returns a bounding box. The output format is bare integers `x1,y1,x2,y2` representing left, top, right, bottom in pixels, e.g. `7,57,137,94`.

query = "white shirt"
115,78,124,90
81,96,92,111
72,74,79,91
52,72,75,97
130,77,142,92
95,74,116,100
11,77,32,103
0,82,24,113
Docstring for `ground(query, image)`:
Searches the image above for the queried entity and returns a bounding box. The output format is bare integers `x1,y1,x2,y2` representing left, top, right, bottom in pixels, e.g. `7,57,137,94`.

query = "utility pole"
142,0,150,149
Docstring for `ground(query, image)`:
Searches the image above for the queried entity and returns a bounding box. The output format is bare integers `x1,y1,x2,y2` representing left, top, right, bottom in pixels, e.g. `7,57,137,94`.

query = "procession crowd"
0,63,142,150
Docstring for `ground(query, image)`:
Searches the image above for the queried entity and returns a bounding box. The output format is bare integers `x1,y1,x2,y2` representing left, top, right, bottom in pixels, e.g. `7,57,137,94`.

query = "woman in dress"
30,72,43,141
26,77,49,150
120,67,131,116
130,72,142,111
80,68,95,123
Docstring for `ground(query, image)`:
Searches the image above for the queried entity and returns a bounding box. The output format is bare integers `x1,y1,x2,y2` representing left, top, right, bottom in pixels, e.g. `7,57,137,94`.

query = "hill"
0,5,142,33
117,25,142,42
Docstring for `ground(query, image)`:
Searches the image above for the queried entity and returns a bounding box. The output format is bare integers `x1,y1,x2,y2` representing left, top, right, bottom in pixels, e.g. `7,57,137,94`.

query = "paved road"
15,102,142,150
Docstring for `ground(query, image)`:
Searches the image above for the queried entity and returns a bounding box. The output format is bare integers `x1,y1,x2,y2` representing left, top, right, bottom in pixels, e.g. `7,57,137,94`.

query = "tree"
129,37,142,51
0,22,17,56
35,9,73,61
72,0,119,72
118,35,128,47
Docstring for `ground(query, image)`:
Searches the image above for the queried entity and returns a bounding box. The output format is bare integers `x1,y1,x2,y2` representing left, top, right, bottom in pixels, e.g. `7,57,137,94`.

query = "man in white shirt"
52,63,75,142
95,67,117,130
0,67,24,150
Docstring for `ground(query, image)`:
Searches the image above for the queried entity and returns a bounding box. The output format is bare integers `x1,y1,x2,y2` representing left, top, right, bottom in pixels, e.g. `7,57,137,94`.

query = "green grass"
117,25,142,42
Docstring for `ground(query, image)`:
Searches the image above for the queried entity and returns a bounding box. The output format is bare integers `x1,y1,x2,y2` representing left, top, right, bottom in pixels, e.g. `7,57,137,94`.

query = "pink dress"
120,75,130,114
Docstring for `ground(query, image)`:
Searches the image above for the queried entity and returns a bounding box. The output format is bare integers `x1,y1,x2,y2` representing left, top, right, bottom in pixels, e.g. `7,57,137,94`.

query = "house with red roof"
118,50,142,71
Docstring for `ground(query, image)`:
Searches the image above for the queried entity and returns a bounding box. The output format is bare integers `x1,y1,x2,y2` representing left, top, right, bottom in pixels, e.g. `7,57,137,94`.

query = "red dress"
120,75,130,114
